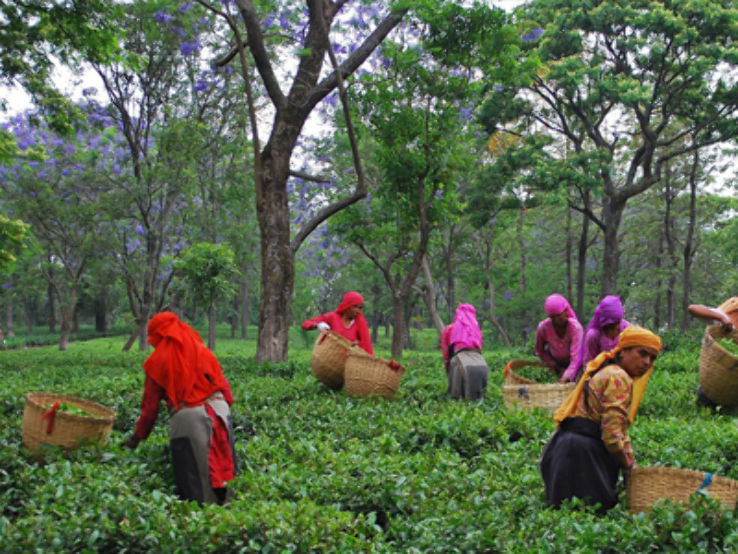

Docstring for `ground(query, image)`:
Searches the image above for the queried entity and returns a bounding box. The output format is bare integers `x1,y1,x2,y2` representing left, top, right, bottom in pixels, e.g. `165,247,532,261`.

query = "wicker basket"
502,360,574,412
503,359,548,385
344,350,406,399
311,330,355,390
698,325,738,407
22,392,116,454
626,466,738,513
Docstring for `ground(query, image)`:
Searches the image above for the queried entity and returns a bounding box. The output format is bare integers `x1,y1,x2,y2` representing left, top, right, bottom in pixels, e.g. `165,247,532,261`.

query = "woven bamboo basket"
698,325,738,407
626,466,738,513
22,392,116,454
502,359,574,412
310,330,355,390
344,349,406,399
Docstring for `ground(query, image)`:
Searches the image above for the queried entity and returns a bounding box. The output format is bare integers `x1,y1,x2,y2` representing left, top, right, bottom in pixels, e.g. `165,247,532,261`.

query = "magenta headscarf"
572,295,626,376
588,295,624,330
449,303,483,350
544,294,578,321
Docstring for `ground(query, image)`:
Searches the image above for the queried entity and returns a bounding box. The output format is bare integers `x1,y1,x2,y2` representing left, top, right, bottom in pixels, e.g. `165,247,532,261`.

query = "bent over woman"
125,312,237,505
540,325,661,513
441,303,489,400
302,291,373,355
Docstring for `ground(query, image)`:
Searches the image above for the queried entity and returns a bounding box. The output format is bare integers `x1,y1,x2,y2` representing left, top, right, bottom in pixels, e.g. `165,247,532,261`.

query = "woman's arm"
688,304,733,331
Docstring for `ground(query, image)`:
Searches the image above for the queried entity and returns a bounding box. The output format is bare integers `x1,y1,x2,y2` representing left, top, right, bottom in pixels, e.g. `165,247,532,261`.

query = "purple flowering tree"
0,106,120,349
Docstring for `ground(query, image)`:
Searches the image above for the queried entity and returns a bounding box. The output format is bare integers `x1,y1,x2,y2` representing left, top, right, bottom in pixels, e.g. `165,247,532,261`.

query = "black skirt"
539,417,621,513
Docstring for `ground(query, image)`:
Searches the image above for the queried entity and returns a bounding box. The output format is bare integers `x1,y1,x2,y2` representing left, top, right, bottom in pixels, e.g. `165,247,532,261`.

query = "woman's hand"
317,322,331,331
123,433,141,450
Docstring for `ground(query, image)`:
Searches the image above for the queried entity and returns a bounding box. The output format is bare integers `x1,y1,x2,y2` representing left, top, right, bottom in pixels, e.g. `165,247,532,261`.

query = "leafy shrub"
1,329,738,551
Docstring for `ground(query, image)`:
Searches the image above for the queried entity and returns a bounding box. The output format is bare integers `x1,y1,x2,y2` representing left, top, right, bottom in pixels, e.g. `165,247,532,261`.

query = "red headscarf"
336,291,373,355
142,312,230,410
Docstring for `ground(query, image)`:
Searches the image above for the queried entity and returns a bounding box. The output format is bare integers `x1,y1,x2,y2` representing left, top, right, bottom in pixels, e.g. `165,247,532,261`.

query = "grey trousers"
169,395,234,504
447,350,489,400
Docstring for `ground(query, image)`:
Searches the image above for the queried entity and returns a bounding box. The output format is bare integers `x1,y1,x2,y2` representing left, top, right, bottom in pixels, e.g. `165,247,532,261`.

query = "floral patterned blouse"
572,363,634,468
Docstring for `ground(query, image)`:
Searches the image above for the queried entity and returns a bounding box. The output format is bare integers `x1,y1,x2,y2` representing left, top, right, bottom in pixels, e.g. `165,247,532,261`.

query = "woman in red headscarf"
124,312,237,505
301,291,374,355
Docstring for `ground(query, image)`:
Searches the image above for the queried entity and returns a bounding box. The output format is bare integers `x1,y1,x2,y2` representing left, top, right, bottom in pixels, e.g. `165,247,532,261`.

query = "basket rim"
26,391,116,422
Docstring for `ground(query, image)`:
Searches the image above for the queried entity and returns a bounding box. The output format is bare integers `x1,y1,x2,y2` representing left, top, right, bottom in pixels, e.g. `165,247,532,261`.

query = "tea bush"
2,329,738,552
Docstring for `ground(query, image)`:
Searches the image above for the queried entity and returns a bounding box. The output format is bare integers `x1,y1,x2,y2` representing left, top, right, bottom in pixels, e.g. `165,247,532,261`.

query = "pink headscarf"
449,303,483,350
544,294,578,321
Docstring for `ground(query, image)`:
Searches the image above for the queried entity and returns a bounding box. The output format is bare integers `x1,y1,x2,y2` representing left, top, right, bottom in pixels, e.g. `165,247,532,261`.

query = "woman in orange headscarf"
301,291,373,355
540,325,662,513
124,312,237,505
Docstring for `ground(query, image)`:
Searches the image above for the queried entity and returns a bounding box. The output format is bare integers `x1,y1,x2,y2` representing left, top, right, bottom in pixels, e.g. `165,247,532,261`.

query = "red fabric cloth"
302,305,374,355
143,312,231,410
337,291,364,313
440,324,453,372
205,403,234,488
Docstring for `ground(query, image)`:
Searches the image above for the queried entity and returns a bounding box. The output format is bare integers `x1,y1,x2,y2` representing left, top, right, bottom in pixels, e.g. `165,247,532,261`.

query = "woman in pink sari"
441,303,489,400
535,294,583,383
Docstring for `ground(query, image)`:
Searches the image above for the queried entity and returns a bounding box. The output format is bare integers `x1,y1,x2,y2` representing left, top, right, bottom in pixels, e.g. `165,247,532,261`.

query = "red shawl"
143,312,230,410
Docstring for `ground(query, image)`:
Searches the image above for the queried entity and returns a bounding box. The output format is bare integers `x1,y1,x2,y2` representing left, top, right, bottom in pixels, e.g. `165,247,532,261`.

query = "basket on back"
626,466,738,513
311,330,355,390
502,359,575,412
698,325,738,407
344,349,406,399
22,392,116,454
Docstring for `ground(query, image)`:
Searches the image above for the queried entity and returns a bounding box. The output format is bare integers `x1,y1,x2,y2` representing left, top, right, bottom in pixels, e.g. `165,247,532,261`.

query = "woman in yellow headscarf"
539,325,662,513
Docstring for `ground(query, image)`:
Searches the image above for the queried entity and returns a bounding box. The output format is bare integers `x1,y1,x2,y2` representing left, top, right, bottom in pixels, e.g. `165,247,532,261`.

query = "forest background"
1,0,737,361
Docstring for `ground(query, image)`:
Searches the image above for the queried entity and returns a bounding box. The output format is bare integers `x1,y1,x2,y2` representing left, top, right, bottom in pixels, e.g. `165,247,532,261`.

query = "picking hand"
317,322,331,331
123,433,141,450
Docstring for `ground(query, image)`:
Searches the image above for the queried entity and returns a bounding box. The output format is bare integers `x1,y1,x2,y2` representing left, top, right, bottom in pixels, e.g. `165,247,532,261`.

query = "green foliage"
0,214,29,269
3,331,738,550
174,242,241,311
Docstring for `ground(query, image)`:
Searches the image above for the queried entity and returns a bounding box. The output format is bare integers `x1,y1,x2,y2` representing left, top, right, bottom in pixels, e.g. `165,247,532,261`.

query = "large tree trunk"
255,149,294,362
48,282,56,333
391,291,406,358
240,274,249,340
58,292,77,351
600,196,626,295
94,296,108,332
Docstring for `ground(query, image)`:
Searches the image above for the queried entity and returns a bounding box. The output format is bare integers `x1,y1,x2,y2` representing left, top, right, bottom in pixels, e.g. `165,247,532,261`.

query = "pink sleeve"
561,320,584,381
534,320,547,360
302,313,330,330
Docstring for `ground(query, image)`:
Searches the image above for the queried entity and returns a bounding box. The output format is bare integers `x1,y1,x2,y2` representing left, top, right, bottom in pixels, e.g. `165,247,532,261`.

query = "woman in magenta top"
302,291,374,355
535,294,583,382
574,295,630,382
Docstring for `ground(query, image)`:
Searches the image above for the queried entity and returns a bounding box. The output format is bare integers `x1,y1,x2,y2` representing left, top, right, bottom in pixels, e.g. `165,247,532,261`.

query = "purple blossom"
521,27,543,42
180,40,199,56
135,224,145,235
194,79,210,92
180,2,193,13
154,10,173,24
504,290,513,301
279,13,290,30
459,106,474,121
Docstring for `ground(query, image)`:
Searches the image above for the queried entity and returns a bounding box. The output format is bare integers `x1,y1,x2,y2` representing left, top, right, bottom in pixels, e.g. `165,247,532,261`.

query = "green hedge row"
2,334,738,552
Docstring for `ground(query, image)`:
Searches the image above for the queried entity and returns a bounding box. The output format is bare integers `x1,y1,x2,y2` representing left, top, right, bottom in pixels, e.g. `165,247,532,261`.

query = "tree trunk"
4,300,14,339
421,255,445,335
575,193,591,318
58,293,77,351
255,149,294,362
653,228,665,330
48,282,56,333
23,298,33,335
208,304,216,351
681,151,699,331
600,196,626,295
391,292,406,358
94,296,108,332
566,205,573,301
240,274,249,340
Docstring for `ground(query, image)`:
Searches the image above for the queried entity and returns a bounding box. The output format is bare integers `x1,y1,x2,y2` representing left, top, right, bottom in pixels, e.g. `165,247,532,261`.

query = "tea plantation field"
3,328,738,552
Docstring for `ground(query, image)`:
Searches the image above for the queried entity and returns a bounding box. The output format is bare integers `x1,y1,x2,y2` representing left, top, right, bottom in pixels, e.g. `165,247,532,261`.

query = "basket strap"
41,401,61,434
697,472,713,496
504,361,512,377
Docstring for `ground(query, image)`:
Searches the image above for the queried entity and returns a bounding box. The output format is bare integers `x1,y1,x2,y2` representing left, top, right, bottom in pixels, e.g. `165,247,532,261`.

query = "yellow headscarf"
553,325,662,425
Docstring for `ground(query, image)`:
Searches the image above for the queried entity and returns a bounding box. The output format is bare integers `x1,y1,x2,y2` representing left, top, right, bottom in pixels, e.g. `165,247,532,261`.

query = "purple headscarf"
544,294,578,321
571,295,626,378
449,303,483,350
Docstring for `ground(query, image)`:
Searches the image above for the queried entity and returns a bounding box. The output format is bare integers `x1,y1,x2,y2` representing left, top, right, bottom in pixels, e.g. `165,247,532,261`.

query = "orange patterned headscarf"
143,312,230,409
553,325,662,424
